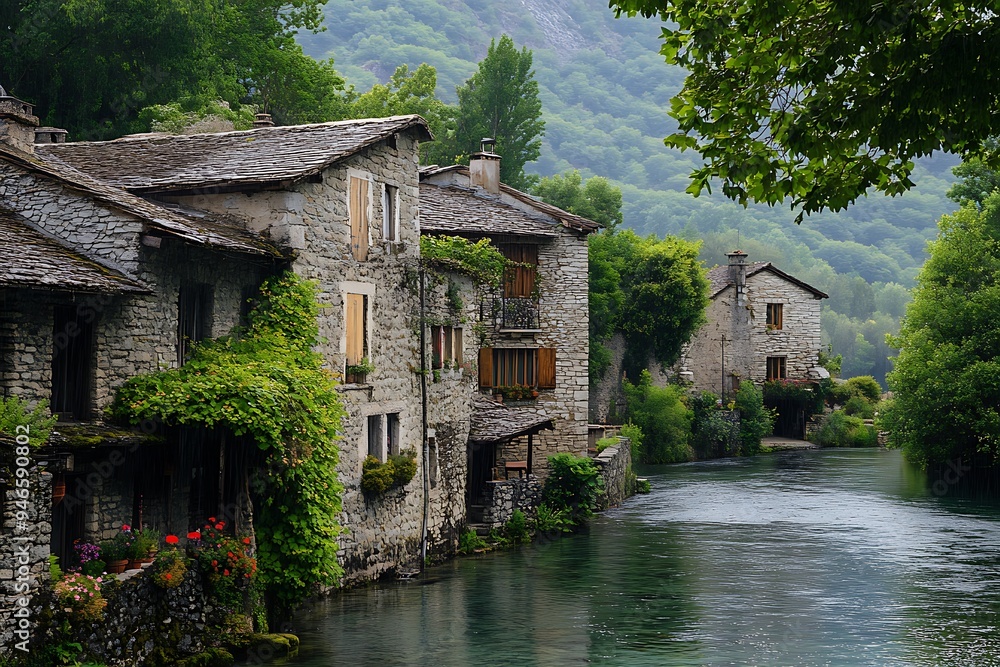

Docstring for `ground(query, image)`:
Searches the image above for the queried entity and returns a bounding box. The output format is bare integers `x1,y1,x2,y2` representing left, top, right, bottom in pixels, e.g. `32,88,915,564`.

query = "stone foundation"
481,477,542,528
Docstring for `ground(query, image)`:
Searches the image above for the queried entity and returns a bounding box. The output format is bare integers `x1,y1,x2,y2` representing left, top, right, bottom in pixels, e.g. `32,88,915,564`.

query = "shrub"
533,503,572,534
735,382,774,456
845,375,882,403
623,370,693,464
458,529,487,554
542,453,604,530
689,391,738,459
361,449,418,495
815,411,878,448
150,549,188,589
53,572,106,621
843,395,875,419
595,436,618,453
619,422,644,461
503,509,530,544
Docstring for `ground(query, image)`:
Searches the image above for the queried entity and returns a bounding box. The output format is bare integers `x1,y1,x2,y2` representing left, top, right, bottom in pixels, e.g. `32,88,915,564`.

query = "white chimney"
0,85,39,154
469,137,500,194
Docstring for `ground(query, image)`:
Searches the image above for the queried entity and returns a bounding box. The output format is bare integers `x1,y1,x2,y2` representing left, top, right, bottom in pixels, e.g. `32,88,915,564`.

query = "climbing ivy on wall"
420,235,508,289
110,272,346,608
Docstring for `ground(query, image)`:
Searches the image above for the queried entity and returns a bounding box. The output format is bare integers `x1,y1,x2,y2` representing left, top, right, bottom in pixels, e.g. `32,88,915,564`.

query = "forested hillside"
299,0,960,385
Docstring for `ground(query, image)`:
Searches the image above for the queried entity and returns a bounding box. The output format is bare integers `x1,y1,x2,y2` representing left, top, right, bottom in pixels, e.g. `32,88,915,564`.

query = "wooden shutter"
478,347,494,388
502,244,538,298
537,348,556,389
346,293,365,365
350,176,369,261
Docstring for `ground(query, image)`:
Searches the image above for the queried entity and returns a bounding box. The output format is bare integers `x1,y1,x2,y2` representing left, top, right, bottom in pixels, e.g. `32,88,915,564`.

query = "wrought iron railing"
491,296,539,330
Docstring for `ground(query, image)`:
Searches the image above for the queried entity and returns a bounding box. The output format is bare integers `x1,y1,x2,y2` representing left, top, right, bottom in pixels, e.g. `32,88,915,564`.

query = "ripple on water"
289,449,1000,667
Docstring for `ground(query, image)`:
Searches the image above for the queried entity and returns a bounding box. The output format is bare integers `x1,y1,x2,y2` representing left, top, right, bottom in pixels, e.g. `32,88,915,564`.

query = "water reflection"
286,449,1000,667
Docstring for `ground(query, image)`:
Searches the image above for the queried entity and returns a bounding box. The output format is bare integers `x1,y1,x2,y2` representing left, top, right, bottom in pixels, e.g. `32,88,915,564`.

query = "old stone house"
419,144,598,525
677,250,829,436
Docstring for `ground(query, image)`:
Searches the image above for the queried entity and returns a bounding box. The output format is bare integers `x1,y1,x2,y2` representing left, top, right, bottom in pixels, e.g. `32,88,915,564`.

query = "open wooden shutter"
478,347,494,388
537,348,556,389
346,293,365,365
350,176,369,261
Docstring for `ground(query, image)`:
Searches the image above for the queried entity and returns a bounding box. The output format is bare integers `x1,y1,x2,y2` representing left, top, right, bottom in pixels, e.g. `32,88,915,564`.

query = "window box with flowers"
345,356,376,384
495,384,539,402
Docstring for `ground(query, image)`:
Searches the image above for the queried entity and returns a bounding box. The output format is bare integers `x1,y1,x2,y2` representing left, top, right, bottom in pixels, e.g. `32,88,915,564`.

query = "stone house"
677,250,829,436
419,144,598,524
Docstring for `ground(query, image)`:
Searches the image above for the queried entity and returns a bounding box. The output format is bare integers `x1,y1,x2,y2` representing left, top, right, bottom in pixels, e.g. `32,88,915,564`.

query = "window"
431,325,463,370
51,305,94,420
383,184,398,242
349,175,370,261
178,283,213,365
387,413,400,457
478,347,557,390
500,244,538,298
346,293,368,382
367,415,384,460
766,303,783,330
766,356,787,381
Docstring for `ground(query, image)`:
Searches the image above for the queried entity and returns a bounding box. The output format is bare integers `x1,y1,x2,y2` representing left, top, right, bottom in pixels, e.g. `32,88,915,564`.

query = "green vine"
420,235,508,289
109,272,346,608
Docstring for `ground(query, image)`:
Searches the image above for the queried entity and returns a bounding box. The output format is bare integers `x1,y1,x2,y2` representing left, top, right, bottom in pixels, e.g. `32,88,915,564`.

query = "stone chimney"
469,137,500,194
0,84,40,154
253,112,274,128
727,250,748,306
35,127,68,144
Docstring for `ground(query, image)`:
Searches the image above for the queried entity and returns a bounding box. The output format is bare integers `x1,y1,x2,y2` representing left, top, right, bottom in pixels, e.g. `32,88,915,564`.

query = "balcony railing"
491,296,539,330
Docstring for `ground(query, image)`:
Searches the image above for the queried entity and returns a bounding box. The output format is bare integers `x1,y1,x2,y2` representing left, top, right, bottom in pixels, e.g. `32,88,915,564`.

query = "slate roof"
0,143,285,257
469,394,555,445
707,261,829,298
419,183,559,238
0,210,146,292
420,165,601,234
38,115,432,193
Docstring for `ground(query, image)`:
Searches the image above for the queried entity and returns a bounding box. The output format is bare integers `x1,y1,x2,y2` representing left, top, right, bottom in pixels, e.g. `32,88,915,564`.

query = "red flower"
122,524,131,532
208,517,216,523
187,531,201,540
164,573,172,580
212,560,218,567
223,569,230,576
215,523,224,530
165,535,179,545
242,537,251,545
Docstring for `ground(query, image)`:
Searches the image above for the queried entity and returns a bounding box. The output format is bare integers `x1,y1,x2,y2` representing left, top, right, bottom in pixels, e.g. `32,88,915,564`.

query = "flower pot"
107,559,128,574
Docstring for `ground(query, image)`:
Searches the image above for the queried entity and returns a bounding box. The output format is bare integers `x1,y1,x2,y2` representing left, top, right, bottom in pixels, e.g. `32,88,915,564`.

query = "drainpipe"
419,265,430,570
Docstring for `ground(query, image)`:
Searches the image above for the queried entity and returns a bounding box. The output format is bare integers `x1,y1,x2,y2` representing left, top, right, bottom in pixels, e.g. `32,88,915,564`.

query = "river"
285,449,1000,666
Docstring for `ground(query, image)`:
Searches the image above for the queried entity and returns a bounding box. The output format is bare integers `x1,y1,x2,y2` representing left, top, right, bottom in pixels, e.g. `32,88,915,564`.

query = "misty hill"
299,0,961,383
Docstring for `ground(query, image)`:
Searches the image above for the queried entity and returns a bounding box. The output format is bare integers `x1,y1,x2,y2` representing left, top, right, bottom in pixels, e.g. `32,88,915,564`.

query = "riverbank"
760,436,821,452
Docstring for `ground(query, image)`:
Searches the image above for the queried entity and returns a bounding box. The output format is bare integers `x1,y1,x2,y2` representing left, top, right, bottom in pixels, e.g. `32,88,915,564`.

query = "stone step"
467,522,492,537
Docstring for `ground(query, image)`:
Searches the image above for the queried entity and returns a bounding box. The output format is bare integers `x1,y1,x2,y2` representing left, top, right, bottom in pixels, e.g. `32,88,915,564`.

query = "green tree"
0,0,344,139
451,35,544,190
623,370,693,464
532,170,623,230
612,0,1000,221
588,229,708,383
885,193,1000,467
348,64,458,165
947,137,1000,209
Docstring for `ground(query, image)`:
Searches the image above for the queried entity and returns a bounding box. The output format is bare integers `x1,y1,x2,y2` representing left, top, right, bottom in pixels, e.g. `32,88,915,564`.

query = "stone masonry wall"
0,465,51,653
681,270,823,394
164,134,465,583
480,477,542,528
593,436,633,510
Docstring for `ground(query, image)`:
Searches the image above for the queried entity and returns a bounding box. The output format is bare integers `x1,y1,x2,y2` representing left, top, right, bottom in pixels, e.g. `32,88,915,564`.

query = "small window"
367,415,384,461
500,244,538,299
387,413,400,457
766,356,787,381
349,176,370,261
453,328,463,364
178,284,213,365
766,303,783,330
383,184,398,242
346,293,369,382
478,347,556,390
431,325,463,372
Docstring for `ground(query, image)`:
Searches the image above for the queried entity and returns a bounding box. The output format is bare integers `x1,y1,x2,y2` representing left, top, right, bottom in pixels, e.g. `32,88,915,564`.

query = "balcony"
491,296,539,331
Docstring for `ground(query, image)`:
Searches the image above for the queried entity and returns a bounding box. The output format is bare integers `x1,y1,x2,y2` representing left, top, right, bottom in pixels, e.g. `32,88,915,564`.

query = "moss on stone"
49,423,164,449
177,648,234,667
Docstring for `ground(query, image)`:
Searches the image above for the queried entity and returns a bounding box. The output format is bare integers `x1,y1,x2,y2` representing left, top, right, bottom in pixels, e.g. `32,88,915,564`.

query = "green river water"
284,449,1000,666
